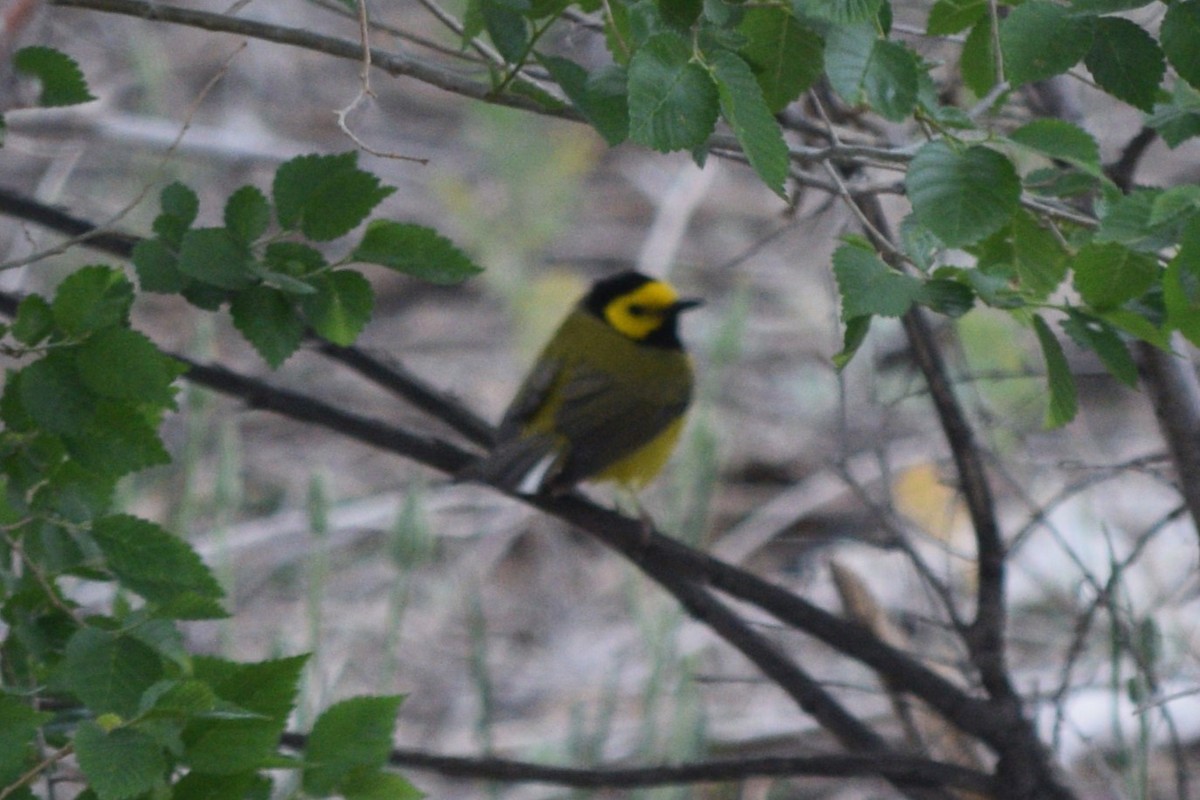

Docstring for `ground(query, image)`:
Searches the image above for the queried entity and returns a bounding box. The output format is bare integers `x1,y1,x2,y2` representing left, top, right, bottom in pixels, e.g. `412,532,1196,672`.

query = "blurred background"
4,2,1200,798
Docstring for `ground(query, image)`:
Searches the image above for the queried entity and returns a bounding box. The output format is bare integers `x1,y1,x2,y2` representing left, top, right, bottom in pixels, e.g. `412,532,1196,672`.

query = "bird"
462,271,701,496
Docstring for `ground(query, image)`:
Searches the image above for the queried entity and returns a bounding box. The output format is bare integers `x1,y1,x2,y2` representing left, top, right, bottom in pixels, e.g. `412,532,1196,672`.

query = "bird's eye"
628,304,647,316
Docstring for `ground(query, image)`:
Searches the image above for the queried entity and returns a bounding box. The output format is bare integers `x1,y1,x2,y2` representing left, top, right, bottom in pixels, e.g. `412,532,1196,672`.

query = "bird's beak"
673,298,703,313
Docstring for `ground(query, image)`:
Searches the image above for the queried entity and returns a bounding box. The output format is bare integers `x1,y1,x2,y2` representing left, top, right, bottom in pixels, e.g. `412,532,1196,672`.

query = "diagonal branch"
276,732,995,793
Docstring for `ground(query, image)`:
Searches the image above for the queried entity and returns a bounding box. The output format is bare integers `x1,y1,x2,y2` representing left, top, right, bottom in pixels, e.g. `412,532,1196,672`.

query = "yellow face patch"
603,280,679,340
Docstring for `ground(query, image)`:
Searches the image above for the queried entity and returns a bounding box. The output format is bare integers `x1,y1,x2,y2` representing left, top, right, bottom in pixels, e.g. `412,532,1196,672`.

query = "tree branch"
276,733,996,794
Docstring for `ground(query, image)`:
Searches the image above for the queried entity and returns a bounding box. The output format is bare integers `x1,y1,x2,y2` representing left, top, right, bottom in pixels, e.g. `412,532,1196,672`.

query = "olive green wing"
549,363,691,488
459,356,568,494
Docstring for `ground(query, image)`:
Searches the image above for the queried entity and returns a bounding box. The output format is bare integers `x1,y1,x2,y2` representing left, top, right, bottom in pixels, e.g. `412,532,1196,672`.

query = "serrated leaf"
61,628,165,718
263,242,327,276
178,229,255,290
351,220,483,284
1100,308,1172,350
1061,309,1138,387
20,352,96,435
480,0,529,62
833,315,871,369
75,722,165,800
183,655,307,774
1009,119,1101,175
920,278,975,317
52,266,134,335
159,182,199,229
302,696,405,795
229,285,305,368
12,295,54,345
927,0,986,35
76,328,176,404
12,46,94,107
1149,185,1200,226
1084,17,1164,112
1072,241,1158,309
1095,189,1176,251
1162,0,1200,89
825,26,918,120
1011,210,1068,299
800,0,883,24
301,271,374,346
628,33,719,152
1071,0,1154,11
1000,2,1094,87
1164,215,1200,345
708,49,789,198
1033,313,1078,428
339,768,424,800
272,152,395,241
0,694,50,785
131,240,184,294
833,242,924,319
960,15,996,96
906,142,1020,247
66,403,170,478
91,514,224,612
537,56,629,145
1147,81,1200,148
224,186,271,243
738,8,824,112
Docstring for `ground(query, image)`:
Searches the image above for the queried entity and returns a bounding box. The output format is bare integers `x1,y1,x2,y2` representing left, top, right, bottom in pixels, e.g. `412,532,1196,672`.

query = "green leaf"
905,142,1020,247
302,271,374,346
1149,185,1200,226
171,771,262,800
960,15,996,96
899,215,941,272
229,285,305,369
1147,81,1200,147
131,240,185,294
479,0,529,62
926,0,986,35
302,695,405,795
92,514,224,612
800,0,883,24
263,242,327,276
707,49,789,198
738,8,824,112
1095,189,1177,251
832,241,924,319
272,152,396,241
1161,0,1200,89
1084,17,1164,112
660,0,702,28
1164,215,1200,345
1008,119,1101,175
12,295,54,345
1070,0,1155,11
833,315,871,369
628,33,720,152
0,694,49,785
539,56,630,146
1101,307,1172,350
178,229,255,290
74,722,165,800
152,182,199,248
75,328,176,404
224,186,271,244
184,655,308,774
52,266,134,335
339,769,424,800
919,278,975,317
1011,210,1068,299
12,46,94,106
1072,241,1158,309
61,627,165,718
1033,313,1078,428
825,26,918,120
1061,309,1138,387
66,404,170,478
1000,2,1094,87
351,220,483,284
20,352,96,435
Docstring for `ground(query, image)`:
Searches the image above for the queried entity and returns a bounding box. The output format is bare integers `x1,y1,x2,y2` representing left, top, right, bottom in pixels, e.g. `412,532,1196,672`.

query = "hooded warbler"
464,271,701,496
